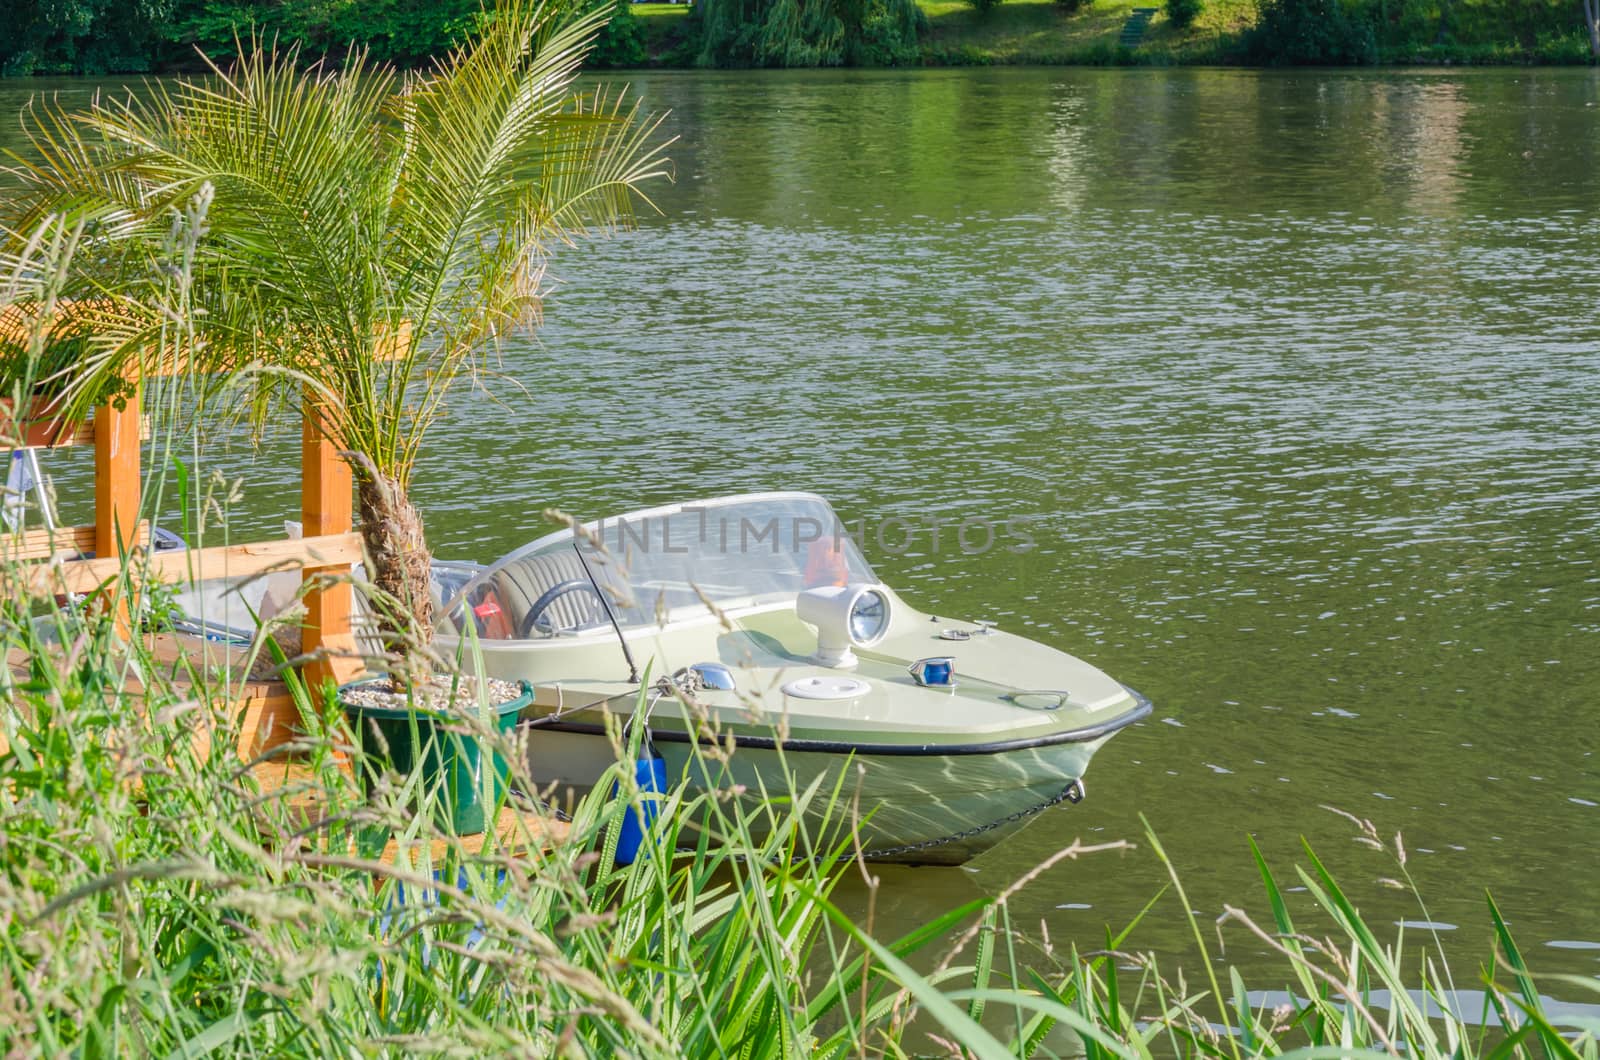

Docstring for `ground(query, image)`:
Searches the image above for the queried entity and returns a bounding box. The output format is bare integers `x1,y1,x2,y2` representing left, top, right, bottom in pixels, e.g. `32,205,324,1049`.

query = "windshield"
444,493,878,640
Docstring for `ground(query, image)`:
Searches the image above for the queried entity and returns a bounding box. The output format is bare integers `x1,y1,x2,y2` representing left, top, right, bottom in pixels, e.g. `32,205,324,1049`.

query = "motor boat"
14,455,1146,863
435,492,1150,864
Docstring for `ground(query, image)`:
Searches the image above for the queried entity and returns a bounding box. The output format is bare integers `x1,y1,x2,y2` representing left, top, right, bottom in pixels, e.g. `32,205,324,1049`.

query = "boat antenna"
571,541,640,685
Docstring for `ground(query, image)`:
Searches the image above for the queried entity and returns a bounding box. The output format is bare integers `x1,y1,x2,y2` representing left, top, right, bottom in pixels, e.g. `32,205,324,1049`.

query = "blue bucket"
614,752,667,866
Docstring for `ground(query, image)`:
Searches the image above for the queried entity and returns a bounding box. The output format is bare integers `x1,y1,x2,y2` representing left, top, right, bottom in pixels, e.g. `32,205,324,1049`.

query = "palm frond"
0,0,671,648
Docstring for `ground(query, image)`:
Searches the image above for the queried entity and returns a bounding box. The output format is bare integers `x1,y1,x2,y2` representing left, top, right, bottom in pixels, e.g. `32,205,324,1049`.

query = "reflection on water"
4,67,1598,994
1244,989,1600,1030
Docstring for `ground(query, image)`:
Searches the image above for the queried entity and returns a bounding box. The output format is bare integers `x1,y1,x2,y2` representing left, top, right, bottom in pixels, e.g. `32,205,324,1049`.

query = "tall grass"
6,579,1596,1058
3,214,1596,1058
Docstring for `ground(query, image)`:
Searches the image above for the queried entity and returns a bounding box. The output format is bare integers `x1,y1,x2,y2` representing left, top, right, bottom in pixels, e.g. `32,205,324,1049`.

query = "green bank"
3,0,1598,73
631,0,1598,66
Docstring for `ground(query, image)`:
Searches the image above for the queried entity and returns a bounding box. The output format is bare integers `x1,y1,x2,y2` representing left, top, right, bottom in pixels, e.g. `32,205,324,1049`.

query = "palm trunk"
356,469,434,660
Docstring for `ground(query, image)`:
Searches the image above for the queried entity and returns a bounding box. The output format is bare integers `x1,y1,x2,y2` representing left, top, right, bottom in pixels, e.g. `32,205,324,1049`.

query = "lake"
5,66,1598,1001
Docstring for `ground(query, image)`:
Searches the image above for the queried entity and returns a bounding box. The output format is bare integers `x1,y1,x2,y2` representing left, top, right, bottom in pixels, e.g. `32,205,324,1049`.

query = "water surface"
6,66,1598,998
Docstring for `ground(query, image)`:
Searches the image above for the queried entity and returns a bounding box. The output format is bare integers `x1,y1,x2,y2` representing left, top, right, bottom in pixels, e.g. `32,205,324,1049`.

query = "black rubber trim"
525,685,1152,757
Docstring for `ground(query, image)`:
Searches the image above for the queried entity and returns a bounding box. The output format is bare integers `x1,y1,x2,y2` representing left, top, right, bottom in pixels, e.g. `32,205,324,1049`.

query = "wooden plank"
93,394,142,636
2,634,289,764
93,396,142,561
24,531,365,596
237,688,306,759
300,392,360,691
0,299,131,348
247,758,569,864
247,758,358,824
139,321,409,378
139,633,306,758
381,803,569,864
2,409,154,450
3,302,410,381
0,521,150,562
9,625,569,867
4,523,95,560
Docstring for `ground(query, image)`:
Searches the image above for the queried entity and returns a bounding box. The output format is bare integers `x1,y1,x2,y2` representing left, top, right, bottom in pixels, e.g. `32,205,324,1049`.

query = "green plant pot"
340,678,532,836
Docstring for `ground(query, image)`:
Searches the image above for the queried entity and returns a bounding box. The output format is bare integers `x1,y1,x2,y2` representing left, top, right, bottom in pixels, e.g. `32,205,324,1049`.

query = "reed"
5,578,1594,1059
4,540,1596,1056
1045,815,1600,1060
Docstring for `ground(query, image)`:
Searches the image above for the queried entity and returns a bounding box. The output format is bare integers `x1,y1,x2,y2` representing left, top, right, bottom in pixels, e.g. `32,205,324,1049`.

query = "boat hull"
522,723,1112,865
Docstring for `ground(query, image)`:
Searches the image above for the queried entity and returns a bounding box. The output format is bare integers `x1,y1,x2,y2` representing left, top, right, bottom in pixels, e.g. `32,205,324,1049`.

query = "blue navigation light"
908,656,957,688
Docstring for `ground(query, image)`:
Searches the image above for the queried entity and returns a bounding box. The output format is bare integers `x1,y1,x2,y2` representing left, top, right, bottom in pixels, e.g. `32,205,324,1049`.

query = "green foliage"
324,0,482,64
0,0,173,74
3,0,1596,71
1165,0,1202,28
589,0,650,66
689,0,924,66
165,0,483,68
0,223,138,413
858,0,931,59
3,1,670,654
1241,0,1378,62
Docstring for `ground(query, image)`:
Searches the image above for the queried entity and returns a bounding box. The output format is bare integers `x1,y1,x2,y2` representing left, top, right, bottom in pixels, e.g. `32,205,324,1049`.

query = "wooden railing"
4,378,370,693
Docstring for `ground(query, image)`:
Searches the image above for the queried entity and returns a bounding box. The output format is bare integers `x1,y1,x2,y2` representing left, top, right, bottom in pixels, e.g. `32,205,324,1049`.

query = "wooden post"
94,392,142,636
300,392,361,694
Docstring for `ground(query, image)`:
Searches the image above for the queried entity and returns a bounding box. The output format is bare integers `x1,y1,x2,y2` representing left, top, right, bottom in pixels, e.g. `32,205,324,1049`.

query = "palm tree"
3,1,671,657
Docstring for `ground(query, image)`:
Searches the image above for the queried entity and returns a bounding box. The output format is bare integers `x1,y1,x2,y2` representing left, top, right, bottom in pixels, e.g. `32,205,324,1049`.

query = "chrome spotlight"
676,662,736,692
797,583,893,669
691,662,737,690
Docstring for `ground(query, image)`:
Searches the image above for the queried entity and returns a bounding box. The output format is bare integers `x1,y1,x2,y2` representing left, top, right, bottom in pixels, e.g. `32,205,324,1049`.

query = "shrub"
168,0,483,68
589,0,649,67
1165,0,1202,29
0,0,173,75
857,1,925,64
691,0,922,67
1242,0,1377,64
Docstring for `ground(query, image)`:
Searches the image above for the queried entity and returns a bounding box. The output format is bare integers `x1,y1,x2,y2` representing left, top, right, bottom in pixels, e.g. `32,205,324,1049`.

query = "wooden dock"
4,631,569,865
249,757,567,865
3,307,566,866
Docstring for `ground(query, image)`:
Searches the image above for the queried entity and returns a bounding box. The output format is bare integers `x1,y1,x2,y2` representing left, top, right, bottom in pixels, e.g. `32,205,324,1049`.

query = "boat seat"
492,549,606,638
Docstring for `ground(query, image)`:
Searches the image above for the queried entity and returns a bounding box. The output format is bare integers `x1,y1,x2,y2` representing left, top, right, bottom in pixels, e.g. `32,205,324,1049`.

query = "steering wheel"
519,579,606,638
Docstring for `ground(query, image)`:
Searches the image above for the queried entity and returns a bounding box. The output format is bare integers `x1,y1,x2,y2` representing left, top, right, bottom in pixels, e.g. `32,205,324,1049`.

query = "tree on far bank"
691,0,924,66
0,0,173,74
1583,0,1600,57
1166,0,1202,29
1242,0,1376,63
167,0,482,68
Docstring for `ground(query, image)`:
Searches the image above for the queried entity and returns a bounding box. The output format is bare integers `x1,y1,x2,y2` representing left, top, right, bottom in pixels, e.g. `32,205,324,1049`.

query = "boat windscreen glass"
444,494,877,640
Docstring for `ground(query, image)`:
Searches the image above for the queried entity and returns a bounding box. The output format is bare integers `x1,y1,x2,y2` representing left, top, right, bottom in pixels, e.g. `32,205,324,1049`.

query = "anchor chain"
859,778,1086,862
